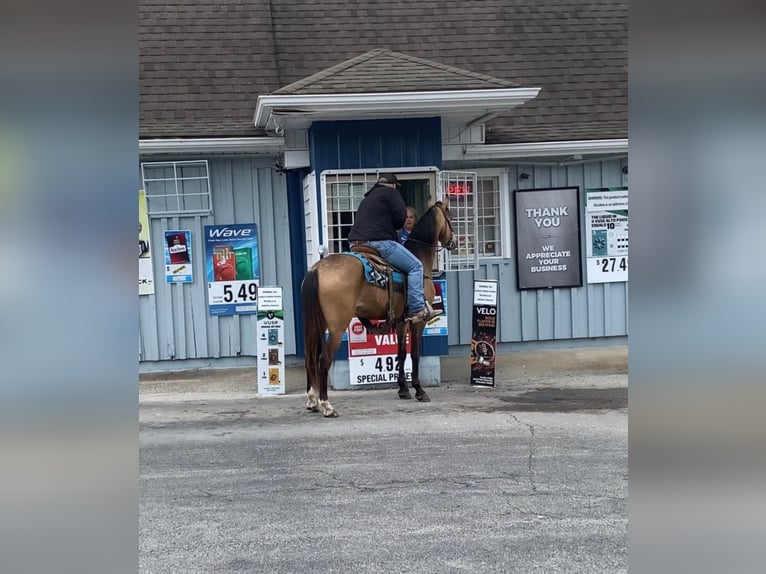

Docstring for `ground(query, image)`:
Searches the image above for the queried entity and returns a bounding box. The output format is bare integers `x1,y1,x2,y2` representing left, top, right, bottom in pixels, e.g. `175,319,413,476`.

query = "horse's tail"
301,268,326,387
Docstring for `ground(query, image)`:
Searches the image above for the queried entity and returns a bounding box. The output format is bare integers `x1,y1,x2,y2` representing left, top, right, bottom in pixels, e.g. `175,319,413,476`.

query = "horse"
300,201,456,417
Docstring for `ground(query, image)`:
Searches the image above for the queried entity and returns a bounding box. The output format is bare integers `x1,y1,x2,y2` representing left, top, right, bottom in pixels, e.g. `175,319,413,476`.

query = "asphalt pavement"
140,346,627,573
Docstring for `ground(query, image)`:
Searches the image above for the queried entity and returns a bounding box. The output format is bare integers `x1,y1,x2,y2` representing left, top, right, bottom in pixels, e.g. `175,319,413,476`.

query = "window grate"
140,160,212,216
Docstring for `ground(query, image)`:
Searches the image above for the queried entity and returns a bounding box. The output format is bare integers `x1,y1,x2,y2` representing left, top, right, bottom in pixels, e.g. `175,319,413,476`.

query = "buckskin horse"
301,201,456,417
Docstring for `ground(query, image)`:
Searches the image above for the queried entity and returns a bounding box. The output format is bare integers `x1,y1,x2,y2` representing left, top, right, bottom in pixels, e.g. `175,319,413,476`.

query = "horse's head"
434,201,457,251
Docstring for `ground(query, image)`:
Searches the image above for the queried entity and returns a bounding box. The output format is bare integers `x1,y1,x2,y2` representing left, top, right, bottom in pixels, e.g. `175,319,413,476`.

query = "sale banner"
585,187,629,283
204,223,260,316
347,318,412,386
164,230,193,283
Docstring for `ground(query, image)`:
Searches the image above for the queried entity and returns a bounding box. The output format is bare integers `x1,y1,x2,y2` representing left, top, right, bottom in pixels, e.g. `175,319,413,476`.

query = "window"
140,160,212,215
476,174,503,257
322,172,377,254
444,171,508,260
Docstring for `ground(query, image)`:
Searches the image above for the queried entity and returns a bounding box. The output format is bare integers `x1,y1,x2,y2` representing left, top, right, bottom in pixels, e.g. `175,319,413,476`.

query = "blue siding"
309,117,442,171
445,159,629,346
139,157,295,366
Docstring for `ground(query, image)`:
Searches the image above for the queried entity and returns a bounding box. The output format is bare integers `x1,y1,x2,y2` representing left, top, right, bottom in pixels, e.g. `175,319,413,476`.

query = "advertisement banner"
164,230,193,283
423,279,448,336
585,187,629,283
257,287,285,395
470,280,498,387
204,223,260,316
514,187,582,290
347,318,412,386
139,190,154,295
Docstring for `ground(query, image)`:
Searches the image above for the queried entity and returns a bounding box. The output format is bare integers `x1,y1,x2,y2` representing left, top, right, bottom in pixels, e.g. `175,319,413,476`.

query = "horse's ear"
441,196,450,209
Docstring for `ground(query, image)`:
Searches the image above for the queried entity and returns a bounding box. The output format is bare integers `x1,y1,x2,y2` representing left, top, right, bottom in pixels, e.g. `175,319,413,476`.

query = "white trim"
139,137,284,155
444,138,629,161
254,88,541,130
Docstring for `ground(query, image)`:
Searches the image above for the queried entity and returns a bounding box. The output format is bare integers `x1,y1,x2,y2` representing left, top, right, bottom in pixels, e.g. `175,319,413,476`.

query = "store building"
139,1,628,372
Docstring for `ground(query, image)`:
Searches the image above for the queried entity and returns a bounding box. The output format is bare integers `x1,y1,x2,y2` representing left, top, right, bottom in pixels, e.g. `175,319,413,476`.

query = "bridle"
436,202,457,251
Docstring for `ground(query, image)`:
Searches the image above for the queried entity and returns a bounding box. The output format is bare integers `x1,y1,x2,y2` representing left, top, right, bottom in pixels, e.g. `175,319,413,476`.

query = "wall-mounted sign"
164,230,193,283
204,223,260,316
423,279,448,336
585,187,628,283
514,187,582,289
139,190,154,295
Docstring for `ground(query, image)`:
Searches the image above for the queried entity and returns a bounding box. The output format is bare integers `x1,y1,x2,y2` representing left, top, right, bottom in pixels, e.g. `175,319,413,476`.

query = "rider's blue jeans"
366,240,424,313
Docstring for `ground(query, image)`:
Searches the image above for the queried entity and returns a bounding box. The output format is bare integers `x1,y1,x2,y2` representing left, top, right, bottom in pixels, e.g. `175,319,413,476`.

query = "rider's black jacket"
348,183,407,243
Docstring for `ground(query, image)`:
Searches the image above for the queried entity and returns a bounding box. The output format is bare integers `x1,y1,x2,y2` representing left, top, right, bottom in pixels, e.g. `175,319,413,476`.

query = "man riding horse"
348,173,442,324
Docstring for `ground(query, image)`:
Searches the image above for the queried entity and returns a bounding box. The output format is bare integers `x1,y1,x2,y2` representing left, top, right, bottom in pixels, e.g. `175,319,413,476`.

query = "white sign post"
257,286,285,395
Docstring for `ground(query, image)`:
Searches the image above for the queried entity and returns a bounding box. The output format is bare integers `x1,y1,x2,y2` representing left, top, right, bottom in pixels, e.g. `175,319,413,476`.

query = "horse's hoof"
323,410,339,418
398,390,412,400
306,406,319,412
416,392,431,402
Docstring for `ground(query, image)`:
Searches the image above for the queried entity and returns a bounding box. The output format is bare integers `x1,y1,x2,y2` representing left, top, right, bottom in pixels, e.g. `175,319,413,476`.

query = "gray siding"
446,158,629,346
139,158,294,362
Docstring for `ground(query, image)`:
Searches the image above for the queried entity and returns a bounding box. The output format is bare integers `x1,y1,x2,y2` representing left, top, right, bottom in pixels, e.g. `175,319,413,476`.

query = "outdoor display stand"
470,280,498,387
257,286,285,395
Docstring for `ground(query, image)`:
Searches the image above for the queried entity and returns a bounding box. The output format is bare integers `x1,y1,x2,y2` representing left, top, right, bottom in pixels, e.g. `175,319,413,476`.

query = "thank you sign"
470,280,498,387
514,187,582,289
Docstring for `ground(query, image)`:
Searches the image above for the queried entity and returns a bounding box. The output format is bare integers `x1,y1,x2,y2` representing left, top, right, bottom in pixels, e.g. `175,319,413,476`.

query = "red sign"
447,183,473,195
347,318,412,385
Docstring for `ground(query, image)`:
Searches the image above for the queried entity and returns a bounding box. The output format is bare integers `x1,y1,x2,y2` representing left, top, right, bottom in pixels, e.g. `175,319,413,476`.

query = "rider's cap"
378,173,401,188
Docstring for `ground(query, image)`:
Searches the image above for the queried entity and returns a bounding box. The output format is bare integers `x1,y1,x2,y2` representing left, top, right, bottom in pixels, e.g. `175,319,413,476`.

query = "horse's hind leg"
318,330,344,418
395,322,411,399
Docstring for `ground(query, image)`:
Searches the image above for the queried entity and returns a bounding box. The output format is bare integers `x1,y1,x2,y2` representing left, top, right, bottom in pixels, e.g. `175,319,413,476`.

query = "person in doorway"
348,174,440,324
399,206,418,244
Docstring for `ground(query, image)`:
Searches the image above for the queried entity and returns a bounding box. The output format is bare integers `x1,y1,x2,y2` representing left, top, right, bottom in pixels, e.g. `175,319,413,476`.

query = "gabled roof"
139,0,627,144
273,49,518,94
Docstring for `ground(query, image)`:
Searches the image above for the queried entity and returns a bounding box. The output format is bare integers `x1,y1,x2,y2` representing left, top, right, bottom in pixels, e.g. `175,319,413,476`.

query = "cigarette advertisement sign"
163,230,193,283
204,223,260,316
585,187,629,283
514,187,582,290
257,287,285,396
423,279,448,336
347,318,412,386
470,280,498,387
139,190,154,295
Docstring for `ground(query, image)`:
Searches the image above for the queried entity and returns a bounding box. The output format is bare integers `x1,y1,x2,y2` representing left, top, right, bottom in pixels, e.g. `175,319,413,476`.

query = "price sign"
585,188,628,283
347,318,412,385
208,280,258,305
204,223,260,315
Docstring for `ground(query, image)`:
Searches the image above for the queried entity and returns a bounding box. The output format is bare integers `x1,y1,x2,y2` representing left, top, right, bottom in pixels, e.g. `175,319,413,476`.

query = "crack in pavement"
510,414,537,494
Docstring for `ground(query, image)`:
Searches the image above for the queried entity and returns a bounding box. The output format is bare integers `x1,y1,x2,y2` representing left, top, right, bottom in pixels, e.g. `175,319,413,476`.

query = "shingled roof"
273,48,519,94
139,0,627,144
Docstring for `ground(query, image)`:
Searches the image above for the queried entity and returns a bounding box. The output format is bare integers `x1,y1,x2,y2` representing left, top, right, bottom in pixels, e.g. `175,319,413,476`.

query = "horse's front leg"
395,322,411,399
409,323,430,402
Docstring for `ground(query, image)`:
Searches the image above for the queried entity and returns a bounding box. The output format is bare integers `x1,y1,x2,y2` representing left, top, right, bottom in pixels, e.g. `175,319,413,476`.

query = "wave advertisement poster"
204,223,260,316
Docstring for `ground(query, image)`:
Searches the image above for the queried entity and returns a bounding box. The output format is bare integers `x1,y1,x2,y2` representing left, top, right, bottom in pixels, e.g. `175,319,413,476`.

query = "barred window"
140,160,212,215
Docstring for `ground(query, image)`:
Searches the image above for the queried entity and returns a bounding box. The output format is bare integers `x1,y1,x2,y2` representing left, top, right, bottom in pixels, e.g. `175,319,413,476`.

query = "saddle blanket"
346,252,405,289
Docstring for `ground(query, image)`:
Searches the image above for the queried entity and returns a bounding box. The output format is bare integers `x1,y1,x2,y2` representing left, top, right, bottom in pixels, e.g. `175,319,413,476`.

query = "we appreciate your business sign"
514,187,582,290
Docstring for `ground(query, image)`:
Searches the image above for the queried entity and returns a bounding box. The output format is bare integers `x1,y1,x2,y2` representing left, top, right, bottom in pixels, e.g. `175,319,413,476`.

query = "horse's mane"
404,202,444,259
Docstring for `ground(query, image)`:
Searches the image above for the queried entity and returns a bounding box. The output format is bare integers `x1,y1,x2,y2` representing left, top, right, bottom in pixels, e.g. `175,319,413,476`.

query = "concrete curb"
139,346,627,396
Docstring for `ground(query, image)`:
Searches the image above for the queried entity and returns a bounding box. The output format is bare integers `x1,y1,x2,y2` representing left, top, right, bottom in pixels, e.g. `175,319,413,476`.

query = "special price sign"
585,188,628,283
347,318,412,386
204,223,260,316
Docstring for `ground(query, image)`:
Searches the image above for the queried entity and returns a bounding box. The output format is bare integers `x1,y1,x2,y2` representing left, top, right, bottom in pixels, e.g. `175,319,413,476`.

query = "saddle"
348,244,406,330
